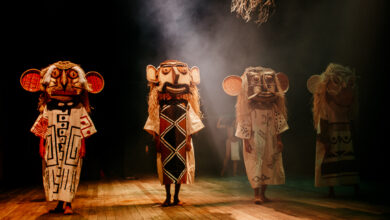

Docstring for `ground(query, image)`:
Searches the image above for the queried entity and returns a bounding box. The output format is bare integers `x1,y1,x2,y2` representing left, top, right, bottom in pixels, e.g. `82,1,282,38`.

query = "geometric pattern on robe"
314,103,359,187
159,103,188,184
31,103,96,202
144,103,204,185
236,107,288,188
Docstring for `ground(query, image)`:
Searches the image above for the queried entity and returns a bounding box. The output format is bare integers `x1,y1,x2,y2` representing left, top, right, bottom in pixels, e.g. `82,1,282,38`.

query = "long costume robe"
31,101,96,202
236,107,288,188
144,102,204,185
315,103,359,187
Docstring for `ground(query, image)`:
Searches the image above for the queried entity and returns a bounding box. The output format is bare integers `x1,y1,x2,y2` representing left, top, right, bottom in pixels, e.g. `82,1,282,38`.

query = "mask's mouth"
162,83,189,94
327,88,341,96
51,90,78,96
248,93,277,104
248,91,275,100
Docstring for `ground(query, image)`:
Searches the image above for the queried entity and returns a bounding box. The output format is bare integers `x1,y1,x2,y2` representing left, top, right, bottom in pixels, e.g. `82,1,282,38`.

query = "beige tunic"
31,104,96,202
236,107,288,188
144,103,204,184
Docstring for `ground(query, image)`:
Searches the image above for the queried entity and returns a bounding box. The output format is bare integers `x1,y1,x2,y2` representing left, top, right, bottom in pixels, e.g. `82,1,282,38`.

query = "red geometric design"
159,104,188,184
20,69,41,92
80,115,93,138
31,117,48,138
86,71,104,93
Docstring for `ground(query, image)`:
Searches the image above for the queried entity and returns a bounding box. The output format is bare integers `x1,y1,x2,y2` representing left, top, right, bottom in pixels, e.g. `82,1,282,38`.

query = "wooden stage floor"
0,175,389,220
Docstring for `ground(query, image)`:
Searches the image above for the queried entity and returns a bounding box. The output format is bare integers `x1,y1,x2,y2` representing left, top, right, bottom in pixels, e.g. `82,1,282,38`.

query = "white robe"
236,108,288,188
144,103,204,184
31,104,96,202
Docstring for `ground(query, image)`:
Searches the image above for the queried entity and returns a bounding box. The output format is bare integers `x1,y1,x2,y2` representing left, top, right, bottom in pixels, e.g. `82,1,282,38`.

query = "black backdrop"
1,0,388,191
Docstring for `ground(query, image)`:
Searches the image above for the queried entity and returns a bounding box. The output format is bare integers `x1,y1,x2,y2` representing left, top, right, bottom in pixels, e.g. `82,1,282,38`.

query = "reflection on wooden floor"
0,175,389,219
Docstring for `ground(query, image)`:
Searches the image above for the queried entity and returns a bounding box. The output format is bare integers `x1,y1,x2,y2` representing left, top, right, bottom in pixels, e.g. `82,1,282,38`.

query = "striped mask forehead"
42,63,87,87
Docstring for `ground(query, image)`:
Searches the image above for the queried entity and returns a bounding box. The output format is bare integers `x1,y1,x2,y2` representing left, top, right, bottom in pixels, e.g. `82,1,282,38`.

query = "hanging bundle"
231,0,276,25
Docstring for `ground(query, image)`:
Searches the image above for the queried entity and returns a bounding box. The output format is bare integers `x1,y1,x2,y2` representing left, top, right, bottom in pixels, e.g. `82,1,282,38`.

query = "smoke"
136,0,268,166
135,0,385,174
137,0,267,116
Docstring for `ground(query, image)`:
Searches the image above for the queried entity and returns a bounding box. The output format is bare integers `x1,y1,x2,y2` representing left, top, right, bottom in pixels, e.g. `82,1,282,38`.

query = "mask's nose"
61,70,68,90
172,67,180,84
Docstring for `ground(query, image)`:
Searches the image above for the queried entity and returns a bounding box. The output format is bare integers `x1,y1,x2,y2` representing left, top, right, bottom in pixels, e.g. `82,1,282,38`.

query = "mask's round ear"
307,75,321,94
222,75,242,96
190,66,200,85
86,71,104,94
20,69,41,92
146,65,158,83
276,72,289,93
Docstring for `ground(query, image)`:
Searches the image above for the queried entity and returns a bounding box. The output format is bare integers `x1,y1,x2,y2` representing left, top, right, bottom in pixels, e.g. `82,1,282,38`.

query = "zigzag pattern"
159,104,187,184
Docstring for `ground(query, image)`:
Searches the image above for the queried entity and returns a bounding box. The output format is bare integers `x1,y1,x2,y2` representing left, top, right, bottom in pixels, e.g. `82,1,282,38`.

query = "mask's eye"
67,69,79,79
161,67,171,75
331,75,341,85
51,68,60,78
252,76,260,82
177,66,188,74
265,75,274,84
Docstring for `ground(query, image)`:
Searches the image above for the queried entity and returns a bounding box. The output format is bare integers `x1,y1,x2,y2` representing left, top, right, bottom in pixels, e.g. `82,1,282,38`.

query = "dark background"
0,0,388,197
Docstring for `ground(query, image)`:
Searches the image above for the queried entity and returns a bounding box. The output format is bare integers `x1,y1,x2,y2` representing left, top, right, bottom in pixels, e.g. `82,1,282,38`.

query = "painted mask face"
327,71,356,106
159,61,191,94
247,69,278,102
222,66,289,104
41,62,90,101
20,61,105,101
146,60,200,95
45,69,83,101
327,72,355,95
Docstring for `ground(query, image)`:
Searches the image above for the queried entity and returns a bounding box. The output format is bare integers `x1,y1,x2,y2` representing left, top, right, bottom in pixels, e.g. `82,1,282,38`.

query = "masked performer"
307,63,359,197
222,66,289,204
20,61,104,214
144,60,204,206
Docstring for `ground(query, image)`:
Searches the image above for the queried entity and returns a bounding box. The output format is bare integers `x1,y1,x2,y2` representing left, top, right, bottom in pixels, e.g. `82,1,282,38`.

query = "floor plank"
0,175,389,219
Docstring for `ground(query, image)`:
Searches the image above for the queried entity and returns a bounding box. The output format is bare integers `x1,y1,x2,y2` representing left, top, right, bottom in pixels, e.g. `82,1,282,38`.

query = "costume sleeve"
31,108,48,138
317,119,330,143
144,116,160,135
235,115,251,139
80,107,97,138
275,110,289,134
187,104,204,135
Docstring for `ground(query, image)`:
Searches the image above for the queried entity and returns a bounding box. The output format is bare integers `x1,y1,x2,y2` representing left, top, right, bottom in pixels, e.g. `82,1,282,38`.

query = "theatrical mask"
21,61,104,108
223,67,289,103
146,60,200,95
246,69,288,103
326,71,356,107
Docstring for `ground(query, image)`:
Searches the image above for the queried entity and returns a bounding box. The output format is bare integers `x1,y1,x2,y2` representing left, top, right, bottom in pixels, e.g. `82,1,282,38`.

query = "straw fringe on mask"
42,64,56,85
311,63,358,130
